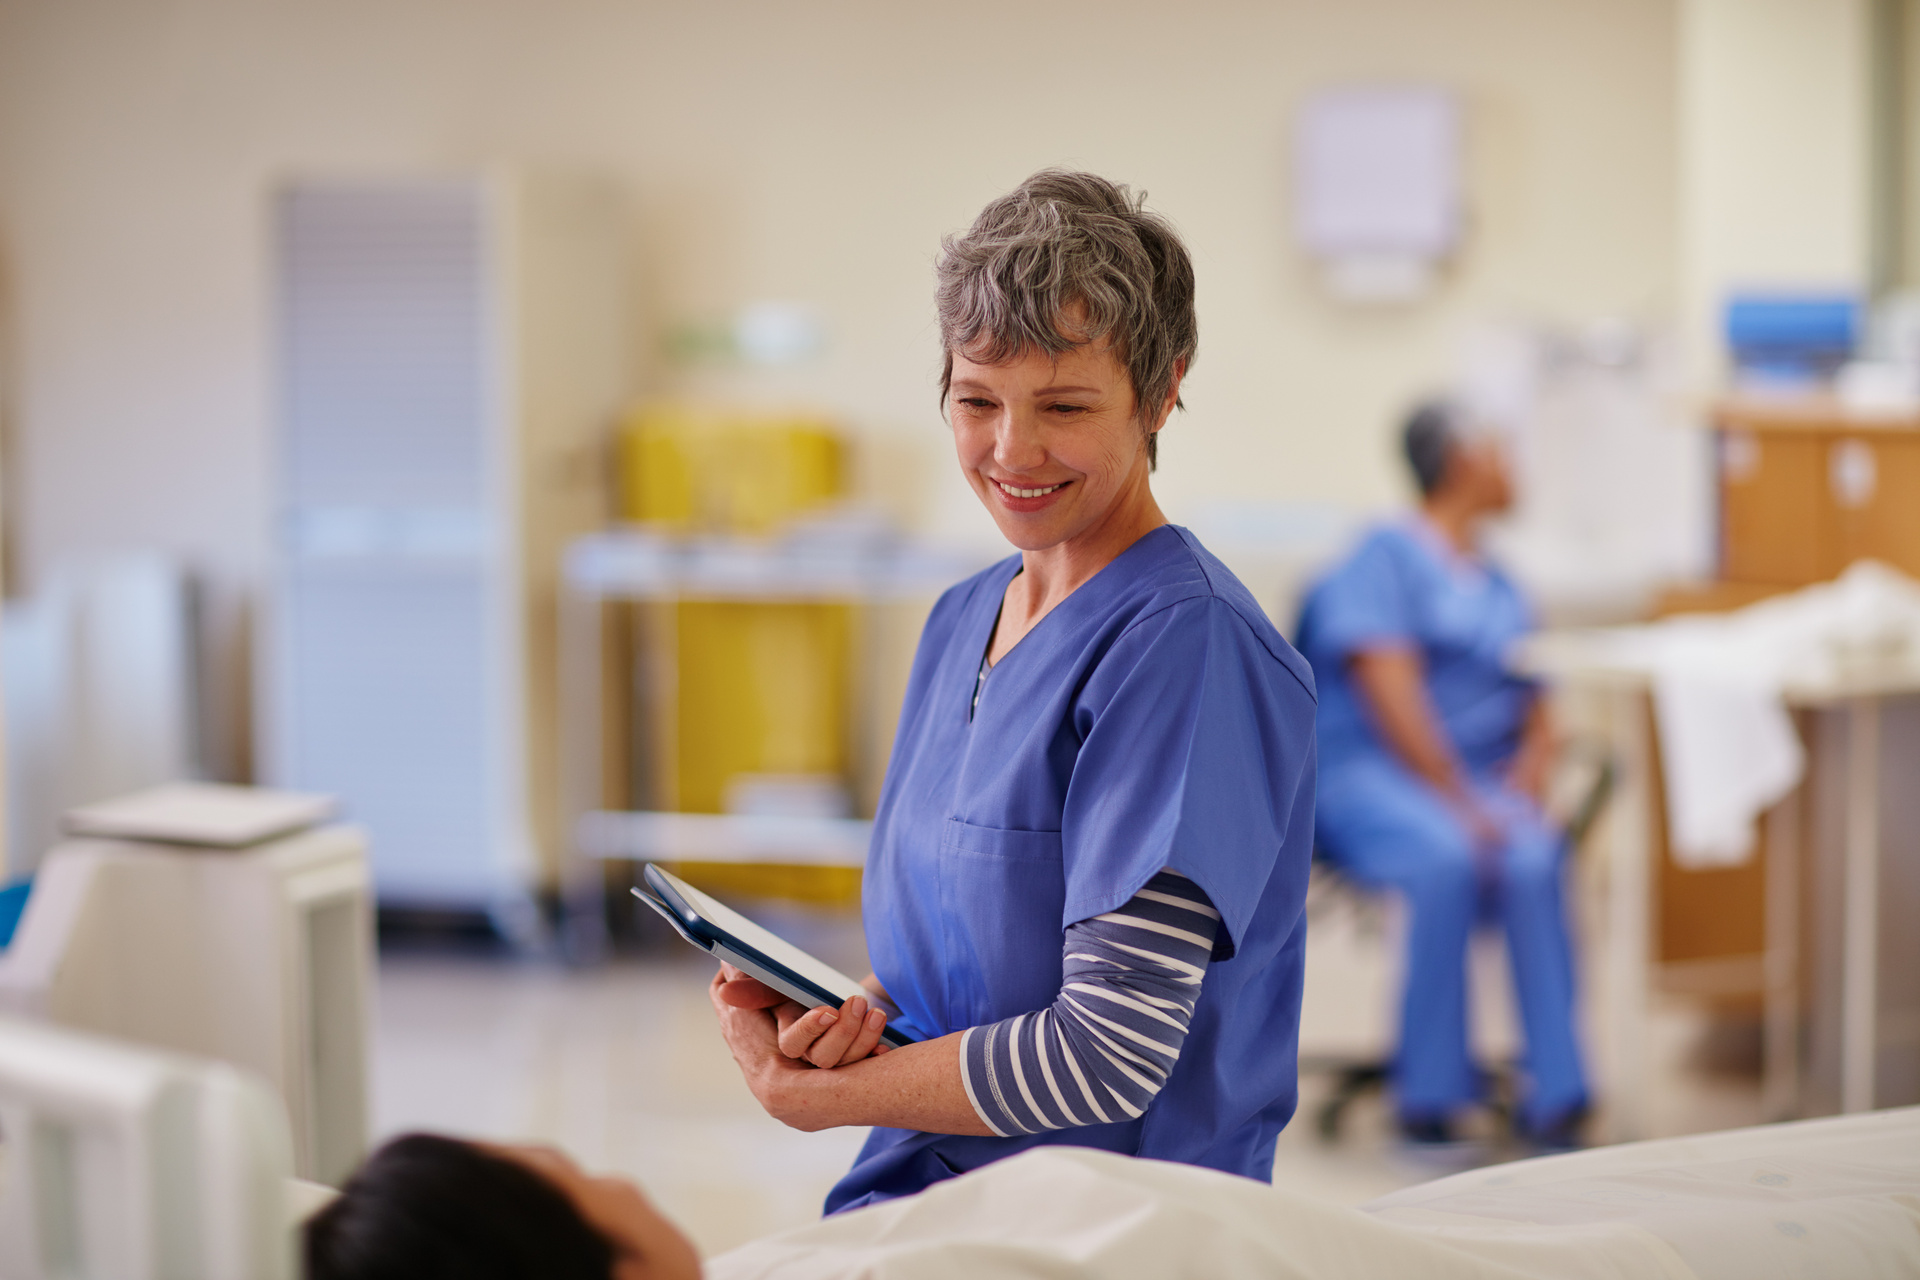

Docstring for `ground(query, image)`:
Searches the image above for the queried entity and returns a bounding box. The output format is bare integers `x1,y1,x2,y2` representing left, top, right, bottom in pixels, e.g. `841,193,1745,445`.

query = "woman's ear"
1152,358,1188,431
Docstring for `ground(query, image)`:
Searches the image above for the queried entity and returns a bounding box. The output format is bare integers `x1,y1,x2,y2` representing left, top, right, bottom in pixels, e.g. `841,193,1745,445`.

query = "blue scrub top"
1294,521,1536,775
829,525,1318,1213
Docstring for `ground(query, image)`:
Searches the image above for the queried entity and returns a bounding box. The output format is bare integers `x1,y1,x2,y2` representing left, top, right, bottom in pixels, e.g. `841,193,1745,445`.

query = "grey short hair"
936,169,1197,470
1402,399,1459,496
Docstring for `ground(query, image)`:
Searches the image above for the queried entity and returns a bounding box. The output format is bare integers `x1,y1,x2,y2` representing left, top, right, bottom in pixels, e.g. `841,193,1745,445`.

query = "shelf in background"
577,810,872,868
565,527,995,601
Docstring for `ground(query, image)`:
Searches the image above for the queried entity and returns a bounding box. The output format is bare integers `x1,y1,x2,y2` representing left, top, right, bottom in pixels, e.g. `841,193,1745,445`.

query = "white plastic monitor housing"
0,823,373,1183
0,1015,295,1280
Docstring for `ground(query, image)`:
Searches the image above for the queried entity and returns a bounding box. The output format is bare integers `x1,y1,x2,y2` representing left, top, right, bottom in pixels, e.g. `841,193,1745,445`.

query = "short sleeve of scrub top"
1058,595,1314,956
1296,531,1418,661
834,526,1318,1214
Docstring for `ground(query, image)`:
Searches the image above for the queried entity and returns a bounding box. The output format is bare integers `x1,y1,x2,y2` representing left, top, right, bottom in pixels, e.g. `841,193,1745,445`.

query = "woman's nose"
993,411,1047,472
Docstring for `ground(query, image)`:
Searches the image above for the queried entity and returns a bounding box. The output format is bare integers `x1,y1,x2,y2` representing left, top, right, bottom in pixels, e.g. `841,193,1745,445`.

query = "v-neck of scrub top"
970,582,1011,722
1404,514,1493,590
970,637,997,722
962,529,1171,724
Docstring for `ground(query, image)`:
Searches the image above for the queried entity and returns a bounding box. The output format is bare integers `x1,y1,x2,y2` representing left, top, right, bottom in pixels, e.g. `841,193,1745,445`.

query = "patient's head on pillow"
304,1133,700,1280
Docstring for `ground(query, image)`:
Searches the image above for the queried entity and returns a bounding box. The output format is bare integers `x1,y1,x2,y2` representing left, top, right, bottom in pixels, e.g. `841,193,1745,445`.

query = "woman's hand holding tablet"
711,965,894,1066
635,863,909,1076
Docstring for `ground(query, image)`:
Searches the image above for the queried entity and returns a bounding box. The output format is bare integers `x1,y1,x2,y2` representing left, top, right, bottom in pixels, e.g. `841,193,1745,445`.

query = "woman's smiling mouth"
995,479,1068,499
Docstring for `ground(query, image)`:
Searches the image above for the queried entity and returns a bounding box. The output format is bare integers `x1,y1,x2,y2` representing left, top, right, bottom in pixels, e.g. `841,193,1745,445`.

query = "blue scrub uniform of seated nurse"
707,170,1318,1211
1294,400,1588,1147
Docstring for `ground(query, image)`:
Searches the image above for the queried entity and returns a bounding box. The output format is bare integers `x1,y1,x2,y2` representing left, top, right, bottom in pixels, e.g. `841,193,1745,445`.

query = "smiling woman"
937,169,1195,465
950,334,1172,663
707,170,1319,1213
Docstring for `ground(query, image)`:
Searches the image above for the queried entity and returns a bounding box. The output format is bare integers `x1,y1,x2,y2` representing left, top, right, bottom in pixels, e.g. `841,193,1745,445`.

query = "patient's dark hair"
304,1134,615,1280
1402,398,1460,497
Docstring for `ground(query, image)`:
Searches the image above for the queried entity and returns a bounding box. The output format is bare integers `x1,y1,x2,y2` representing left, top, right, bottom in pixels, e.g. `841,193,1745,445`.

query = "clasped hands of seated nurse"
1347,644,1554,867
708,965,995,1136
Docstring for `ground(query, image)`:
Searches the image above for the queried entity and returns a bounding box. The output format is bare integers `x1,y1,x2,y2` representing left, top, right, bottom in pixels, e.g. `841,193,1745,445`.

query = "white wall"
1677,0,1874,386
0,0,1679,767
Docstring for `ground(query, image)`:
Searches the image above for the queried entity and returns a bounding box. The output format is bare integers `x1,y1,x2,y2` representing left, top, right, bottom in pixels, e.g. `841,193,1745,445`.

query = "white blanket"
1533,561,1920,866
706,1108,1920,1279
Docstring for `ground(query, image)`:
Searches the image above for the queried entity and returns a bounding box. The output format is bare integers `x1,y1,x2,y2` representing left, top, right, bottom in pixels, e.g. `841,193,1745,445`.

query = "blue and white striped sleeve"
959,869,1220,1136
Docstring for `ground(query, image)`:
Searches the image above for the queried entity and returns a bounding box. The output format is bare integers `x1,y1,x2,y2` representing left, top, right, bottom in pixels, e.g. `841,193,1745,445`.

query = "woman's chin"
976,486,1077,548
986,508,1074,552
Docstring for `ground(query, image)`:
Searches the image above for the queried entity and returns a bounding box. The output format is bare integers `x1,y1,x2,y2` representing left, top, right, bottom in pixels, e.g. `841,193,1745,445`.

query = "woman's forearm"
1505,696,1555,800
769,872,1215,1138
758,1032,993,1135
1348,647,1467,795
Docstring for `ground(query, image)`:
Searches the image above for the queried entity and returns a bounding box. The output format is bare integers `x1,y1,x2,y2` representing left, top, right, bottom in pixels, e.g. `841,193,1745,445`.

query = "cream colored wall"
1678,0,1873,386
0,0,1679,770
1900,0,1920,289
0,0,1677,548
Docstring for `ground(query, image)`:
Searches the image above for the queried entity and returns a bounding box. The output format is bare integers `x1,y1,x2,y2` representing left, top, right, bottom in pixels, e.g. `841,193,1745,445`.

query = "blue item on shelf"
1723,294,1859,385
0,878,31,949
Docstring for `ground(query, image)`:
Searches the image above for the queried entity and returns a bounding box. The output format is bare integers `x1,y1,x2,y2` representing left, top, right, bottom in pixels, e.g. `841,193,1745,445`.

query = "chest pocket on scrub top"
937,819,1067,1028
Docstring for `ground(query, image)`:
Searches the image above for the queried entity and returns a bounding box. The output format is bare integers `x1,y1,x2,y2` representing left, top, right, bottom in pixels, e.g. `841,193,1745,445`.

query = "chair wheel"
1317,1097,1347,1142
1313,1062,1389,1143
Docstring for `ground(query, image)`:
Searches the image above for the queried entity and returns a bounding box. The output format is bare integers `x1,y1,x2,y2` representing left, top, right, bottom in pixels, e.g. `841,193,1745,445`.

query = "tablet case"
632,864,917,1049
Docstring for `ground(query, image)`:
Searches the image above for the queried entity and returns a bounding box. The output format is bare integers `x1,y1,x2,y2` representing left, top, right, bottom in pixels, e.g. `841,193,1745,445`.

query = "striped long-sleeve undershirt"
959,869,1220,1137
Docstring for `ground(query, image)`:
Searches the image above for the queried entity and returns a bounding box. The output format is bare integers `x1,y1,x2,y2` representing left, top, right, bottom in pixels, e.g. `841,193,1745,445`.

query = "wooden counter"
1712,399,1920,585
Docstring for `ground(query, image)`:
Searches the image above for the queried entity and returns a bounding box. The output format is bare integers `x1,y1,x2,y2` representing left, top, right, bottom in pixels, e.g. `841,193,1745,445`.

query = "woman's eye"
1047,403,1088,416
959,398,995,411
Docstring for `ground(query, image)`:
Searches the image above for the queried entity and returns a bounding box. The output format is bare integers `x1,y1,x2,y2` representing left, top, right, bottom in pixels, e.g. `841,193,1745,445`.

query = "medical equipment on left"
0,783,375,1185
0,1015,300,1280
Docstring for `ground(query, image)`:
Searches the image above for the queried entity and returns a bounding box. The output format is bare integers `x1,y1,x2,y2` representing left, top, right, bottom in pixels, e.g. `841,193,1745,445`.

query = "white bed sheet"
706,1108,1920,1279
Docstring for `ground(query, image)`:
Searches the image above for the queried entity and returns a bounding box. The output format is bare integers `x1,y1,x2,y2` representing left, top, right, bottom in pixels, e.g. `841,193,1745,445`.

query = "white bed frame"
0,1016,296,1280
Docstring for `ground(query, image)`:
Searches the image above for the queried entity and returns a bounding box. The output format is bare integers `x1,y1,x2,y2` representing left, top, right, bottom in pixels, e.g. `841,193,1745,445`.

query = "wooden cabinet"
1716,401,1920,585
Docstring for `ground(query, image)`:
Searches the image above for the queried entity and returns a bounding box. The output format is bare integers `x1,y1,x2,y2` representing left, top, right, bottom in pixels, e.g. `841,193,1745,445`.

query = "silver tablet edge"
710,943,833,1010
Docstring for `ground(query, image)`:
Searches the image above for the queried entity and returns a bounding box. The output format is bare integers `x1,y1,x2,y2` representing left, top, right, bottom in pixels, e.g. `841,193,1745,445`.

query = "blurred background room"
0,0,1917,1265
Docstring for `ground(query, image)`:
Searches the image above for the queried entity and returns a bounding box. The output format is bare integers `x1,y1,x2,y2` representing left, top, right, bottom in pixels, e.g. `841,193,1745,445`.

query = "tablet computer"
632,863,917,1049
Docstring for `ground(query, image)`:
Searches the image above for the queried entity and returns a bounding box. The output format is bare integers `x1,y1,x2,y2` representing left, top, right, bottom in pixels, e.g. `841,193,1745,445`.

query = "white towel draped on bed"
1524,560,1920,867
1612,562,1920,866
707,1108,1920,1279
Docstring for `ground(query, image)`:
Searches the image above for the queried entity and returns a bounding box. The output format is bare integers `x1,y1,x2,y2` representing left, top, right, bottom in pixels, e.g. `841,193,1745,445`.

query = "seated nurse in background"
1294,400,1587,1149
709,169,1319,1210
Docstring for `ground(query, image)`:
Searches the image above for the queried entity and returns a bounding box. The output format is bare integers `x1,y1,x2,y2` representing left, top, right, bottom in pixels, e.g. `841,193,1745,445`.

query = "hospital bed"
3,1014,1913,1279
0,1015,299,1280
711,1108,1920,1279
